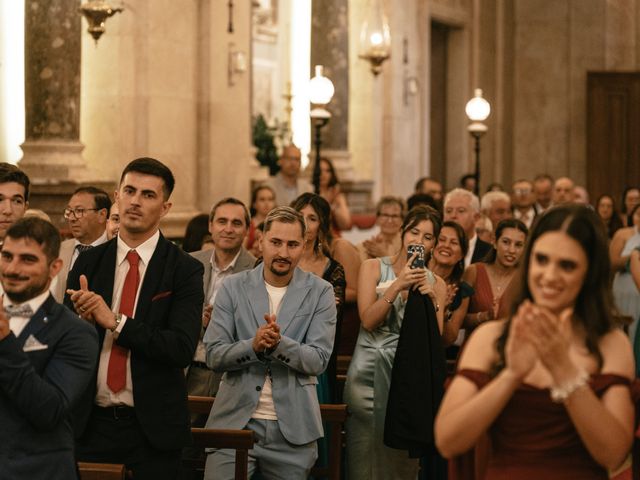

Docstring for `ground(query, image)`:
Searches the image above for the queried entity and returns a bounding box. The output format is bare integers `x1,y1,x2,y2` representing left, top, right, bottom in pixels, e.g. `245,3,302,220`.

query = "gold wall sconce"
359,0,391,75
79,1,123,44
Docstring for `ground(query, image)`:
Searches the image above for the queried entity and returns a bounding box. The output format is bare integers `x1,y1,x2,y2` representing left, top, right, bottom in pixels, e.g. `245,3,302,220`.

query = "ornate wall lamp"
358,0,391,75
79,1,123,44
465,88,491,195
309,66,335,193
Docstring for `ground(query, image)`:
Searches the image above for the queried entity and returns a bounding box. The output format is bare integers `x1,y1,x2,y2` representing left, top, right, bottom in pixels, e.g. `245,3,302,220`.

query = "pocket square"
152,291,172,301
23,334,48,352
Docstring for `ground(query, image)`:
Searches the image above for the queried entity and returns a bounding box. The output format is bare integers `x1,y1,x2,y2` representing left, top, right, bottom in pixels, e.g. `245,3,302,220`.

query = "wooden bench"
77,462,126,480
187,396,348,480
189,428,255,480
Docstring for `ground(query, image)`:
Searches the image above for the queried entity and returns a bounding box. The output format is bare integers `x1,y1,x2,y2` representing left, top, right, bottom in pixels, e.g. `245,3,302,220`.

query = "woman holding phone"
344,206,447,480
435,205,635,479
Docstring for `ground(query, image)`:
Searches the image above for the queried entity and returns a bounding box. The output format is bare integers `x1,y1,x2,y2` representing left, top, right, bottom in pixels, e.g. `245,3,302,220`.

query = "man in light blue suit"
203,206,337,479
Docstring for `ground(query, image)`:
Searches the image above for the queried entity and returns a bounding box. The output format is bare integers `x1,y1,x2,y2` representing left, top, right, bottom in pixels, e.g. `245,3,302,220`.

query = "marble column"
311,0,354,181
20,0,89,182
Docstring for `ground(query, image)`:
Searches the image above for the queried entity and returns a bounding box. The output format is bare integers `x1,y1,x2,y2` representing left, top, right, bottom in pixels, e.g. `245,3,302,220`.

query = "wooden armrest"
77,462,126,480
191,428,255,450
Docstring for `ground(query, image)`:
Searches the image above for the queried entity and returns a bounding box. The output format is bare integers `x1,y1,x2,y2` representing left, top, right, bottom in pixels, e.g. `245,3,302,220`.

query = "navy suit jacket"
0,295,98,480
204,264,337,445
65,234,204,450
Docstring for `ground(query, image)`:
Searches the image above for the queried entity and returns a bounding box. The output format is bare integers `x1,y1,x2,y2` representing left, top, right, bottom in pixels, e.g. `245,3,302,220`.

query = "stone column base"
19,139,93,183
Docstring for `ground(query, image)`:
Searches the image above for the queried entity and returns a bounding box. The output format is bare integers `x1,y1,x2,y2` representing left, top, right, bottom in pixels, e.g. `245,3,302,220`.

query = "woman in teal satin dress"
344,206,446,480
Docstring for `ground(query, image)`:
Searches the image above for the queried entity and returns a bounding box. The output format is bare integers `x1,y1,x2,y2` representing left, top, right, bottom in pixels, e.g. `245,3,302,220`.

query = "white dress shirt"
192,249,242,363
464,234,478,268
5,289,49,337
95,230,160,407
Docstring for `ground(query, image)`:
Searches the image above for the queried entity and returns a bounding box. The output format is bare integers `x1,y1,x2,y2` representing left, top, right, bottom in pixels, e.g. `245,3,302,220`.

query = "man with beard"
52,186,111,302
203,206,337,479
65,158,204,479
0,217,98,479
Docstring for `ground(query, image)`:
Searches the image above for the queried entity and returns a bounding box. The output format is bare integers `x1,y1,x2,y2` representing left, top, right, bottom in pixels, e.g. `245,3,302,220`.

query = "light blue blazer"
203,263,337,445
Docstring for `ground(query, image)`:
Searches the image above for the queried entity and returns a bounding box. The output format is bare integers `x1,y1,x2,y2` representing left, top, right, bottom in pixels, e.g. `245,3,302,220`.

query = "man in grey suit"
0,217,98,479
187,197,256,400
52,186,111,302
203,207,337,479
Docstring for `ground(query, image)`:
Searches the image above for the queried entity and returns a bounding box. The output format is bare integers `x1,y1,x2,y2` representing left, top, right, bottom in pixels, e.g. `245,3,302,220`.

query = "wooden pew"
187,396,348,480
189,428,255,480
77,462,126,480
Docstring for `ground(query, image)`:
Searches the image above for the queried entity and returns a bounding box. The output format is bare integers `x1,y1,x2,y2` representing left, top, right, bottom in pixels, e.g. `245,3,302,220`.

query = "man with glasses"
263,145,313,207
0,163,30,245
511,179,537,228
52,187,111,302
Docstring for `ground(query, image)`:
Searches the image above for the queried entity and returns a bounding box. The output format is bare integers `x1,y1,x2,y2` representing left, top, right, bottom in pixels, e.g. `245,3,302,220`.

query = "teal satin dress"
344,258,419,480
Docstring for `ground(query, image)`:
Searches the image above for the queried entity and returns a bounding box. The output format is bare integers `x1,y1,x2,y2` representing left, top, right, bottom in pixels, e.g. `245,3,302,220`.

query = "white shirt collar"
116,230,160,267
3,288,50,316
209,248,241,273
74,230,108,249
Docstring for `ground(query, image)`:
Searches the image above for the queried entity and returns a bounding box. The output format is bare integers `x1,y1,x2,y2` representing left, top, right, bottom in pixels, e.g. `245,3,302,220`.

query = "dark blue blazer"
65,234,204,450
0,295,99,480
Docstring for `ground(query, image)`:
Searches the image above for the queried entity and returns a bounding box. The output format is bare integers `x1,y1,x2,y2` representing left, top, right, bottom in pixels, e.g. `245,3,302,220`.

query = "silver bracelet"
550,369,589,403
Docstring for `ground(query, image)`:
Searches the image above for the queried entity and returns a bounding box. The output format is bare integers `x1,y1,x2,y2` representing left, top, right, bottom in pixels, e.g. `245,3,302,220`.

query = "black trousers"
76,406,181,480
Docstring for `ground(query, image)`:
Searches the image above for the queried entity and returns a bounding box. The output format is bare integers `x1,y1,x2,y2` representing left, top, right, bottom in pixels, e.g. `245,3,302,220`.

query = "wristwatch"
110,313,123,333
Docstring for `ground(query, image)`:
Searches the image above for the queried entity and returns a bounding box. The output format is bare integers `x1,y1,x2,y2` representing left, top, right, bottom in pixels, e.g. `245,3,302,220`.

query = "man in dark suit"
443,188,492,266
0,217,98,479
187,197,256,401
66,158,204,478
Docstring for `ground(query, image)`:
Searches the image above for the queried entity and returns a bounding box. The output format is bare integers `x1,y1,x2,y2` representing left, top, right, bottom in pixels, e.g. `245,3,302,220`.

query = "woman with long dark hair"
344,206,447,480
596,194,624,239
290,193,346,402
620,187,640,227
245,185,276,255
435,205,635,479
428,221,472,346
463,219,528,333
318,157,352,231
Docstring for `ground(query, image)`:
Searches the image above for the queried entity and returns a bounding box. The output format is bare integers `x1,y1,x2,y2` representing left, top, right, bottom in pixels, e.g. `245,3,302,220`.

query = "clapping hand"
505,301,539,381
520,304,575,382
252,313,281,353
67,275,114,328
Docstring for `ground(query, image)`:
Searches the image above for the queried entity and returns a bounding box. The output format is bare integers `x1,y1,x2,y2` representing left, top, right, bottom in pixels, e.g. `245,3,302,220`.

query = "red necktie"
107,250,140,393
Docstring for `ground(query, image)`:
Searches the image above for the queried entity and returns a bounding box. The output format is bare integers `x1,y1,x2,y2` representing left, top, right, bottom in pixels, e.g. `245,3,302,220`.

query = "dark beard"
3,276,48,304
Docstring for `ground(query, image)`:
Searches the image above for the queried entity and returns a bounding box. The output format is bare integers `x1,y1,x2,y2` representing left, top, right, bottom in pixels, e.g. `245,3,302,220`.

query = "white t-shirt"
252,281,287,420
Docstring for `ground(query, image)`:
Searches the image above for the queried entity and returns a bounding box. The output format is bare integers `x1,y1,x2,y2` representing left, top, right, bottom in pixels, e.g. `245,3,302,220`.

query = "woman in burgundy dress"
435,205,635,479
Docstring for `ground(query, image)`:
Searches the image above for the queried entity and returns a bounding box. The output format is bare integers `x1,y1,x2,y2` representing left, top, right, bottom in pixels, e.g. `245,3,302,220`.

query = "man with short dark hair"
0,217,98,479
415,177,443,203
187,197,256,401
0,163,30,243
52,186,111,302
66,157,204,478
263,145,314,206
203,206,336,479
533,173,554,213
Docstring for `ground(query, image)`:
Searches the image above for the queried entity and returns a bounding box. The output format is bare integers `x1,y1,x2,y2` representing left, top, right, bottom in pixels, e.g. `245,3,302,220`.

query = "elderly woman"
436,205,635,479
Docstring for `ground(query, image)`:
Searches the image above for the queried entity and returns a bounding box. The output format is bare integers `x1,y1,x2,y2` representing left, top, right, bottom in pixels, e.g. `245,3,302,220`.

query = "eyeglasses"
513,188,532,196
379,213,402,220
64,207,99,219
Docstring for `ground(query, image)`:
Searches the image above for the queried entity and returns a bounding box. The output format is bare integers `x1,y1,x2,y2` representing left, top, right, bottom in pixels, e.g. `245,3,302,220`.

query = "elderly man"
263,145,314,207
203,206,336,479
511,179,537,229
480,191,512,233
444,188,491,267
52,187,111,302
553,176,576,205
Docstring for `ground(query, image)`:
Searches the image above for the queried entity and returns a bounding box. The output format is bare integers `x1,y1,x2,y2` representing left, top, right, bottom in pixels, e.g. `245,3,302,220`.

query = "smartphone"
407,244,425,269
